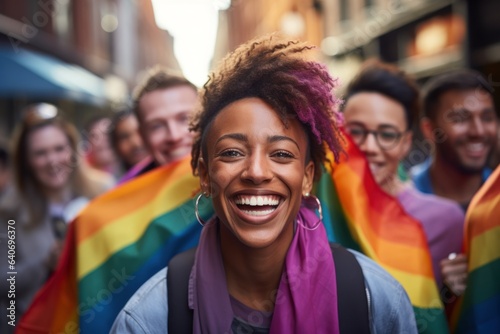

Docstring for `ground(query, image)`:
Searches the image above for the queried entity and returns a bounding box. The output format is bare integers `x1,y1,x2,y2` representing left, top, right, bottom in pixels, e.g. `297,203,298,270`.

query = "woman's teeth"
235,195,280,206
242,209,276,216
234,195,281,216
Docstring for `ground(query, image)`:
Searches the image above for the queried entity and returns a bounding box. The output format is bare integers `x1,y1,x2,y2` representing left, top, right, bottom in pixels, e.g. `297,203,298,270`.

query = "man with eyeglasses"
342,60,465,304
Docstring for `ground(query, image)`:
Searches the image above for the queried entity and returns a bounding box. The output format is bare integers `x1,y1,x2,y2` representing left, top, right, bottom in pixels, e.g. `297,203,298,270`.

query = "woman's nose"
241,152,273,184
359,132,380,155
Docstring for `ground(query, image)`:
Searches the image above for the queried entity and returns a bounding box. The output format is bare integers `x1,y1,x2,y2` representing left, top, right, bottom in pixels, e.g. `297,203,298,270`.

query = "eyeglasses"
345,123,405,150
23,103,59,127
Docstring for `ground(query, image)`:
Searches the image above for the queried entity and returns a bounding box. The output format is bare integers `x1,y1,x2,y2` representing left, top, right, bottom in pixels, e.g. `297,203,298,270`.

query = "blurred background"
1,0,499,139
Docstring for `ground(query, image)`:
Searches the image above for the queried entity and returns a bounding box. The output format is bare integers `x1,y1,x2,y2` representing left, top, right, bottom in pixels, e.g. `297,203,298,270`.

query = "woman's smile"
232,192,283,220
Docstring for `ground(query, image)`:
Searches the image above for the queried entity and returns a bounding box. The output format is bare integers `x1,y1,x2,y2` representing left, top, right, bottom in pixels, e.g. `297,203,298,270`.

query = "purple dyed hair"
190,34,344,180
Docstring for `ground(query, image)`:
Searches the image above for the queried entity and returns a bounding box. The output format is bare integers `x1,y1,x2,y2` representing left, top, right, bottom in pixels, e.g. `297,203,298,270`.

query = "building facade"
0,0,180,138
213,0,324,65
214,0,499,100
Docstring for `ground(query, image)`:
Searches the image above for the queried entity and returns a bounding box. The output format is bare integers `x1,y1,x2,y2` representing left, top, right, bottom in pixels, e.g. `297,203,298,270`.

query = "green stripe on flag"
462,258,500,308
414,307,450,334
315,169,361,251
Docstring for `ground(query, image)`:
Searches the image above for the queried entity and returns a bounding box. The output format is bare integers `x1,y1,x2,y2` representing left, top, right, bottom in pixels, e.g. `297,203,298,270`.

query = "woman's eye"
273,150,294,159
348,128,365,136
220,150,242,157
55,145,67,153
379,132,398,140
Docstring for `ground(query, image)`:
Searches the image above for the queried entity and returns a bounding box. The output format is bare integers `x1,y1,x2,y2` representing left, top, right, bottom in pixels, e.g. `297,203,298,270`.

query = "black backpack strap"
167,247,196,334
330,243,371,334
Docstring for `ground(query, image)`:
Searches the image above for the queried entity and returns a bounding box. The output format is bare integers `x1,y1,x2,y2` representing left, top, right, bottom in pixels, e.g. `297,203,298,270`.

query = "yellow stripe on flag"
468,225,500,272
385,267,442,309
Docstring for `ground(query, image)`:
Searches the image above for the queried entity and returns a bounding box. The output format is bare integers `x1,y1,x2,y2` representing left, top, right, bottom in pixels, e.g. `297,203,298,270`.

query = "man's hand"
441,253,468,296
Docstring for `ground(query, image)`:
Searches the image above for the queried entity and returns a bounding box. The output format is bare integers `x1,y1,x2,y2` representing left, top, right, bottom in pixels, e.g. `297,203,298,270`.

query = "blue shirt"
110,250,418,334
410,158,492,210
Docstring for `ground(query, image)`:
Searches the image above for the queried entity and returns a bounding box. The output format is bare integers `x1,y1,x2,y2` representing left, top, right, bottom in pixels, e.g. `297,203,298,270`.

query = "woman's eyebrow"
214,133,301,151
269,135,300,151
215,133,247,146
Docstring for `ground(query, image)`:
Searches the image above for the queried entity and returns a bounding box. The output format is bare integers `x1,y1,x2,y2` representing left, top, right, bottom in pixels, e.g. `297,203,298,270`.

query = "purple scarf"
188,206,340,334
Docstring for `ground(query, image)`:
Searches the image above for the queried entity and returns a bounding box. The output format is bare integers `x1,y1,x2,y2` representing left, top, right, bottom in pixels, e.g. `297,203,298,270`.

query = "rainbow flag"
451,165,500,333
16,157,214,333
316,138,449,333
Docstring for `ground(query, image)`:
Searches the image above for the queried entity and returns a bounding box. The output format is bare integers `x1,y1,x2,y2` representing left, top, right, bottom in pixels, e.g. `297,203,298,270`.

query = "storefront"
0,47,109,139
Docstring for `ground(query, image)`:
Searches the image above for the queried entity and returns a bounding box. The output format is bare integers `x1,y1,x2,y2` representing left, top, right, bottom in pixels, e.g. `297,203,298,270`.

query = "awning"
0,47,107,105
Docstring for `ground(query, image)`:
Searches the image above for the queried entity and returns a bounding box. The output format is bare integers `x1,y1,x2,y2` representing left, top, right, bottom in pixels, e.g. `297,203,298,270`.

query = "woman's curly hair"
191,34,344,180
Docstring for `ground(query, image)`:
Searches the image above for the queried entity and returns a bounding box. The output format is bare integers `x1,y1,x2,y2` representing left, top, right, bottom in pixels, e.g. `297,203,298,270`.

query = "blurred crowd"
0,52,499,333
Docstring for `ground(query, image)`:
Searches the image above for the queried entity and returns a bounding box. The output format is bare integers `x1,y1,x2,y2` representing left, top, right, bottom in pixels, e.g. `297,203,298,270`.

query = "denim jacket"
110,250,418,333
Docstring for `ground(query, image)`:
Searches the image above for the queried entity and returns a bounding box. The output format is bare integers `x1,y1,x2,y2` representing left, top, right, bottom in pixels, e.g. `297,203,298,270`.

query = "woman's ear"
198,158,210,194
302,161,315,195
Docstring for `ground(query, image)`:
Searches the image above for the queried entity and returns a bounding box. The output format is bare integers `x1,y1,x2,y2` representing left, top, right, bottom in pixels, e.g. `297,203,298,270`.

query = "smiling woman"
0,103,113,333
111,34,418,334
